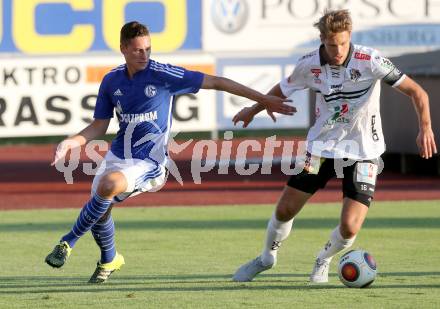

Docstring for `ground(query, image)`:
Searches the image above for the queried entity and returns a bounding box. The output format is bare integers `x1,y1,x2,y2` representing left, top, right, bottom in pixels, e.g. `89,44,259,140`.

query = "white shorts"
91,151,166,203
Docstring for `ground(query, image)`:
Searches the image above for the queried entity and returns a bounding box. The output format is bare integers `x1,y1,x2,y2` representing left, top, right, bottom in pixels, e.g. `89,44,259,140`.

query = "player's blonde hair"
314,9,352,38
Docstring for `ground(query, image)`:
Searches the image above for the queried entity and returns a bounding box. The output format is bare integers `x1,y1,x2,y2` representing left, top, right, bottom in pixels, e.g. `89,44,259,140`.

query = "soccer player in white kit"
44,21,294,283
232,9,437,283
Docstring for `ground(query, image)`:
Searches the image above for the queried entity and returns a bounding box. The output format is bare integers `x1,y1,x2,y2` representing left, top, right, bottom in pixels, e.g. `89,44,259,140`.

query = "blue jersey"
94,59,204,163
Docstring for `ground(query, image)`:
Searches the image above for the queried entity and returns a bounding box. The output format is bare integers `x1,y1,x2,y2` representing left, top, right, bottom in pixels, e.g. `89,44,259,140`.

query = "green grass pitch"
0,200,439,308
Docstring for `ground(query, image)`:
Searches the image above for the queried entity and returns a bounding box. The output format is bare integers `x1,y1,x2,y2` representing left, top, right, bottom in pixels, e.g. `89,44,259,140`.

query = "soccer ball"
338,249,377,288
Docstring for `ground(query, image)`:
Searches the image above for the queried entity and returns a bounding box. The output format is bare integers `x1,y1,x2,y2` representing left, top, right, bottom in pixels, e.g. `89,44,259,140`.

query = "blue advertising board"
0,0,201,54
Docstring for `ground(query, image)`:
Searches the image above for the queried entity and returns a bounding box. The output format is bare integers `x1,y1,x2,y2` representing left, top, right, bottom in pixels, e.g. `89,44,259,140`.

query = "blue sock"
61,194,112,248
91,214,116,264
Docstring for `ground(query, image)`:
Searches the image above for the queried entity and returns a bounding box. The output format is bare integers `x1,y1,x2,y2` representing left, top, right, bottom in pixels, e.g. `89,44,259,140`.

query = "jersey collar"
124,60,151,80
319,43,354,67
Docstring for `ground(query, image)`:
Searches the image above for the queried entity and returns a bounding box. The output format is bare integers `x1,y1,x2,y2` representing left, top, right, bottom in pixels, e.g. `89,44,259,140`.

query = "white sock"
316,225,356,263
260,213,294,266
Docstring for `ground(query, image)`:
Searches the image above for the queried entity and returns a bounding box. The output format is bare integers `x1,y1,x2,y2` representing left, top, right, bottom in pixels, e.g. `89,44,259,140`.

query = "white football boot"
310,258,330,283
233,256,274,282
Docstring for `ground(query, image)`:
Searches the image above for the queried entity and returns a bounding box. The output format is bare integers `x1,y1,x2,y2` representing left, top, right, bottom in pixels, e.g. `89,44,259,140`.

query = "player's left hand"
233,107,256,128
260,95,296,116
416,127,437,159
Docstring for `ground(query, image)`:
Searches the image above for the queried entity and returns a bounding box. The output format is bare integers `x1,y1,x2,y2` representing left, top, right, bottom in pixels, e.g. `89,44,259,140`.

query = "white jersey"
280,44,406,160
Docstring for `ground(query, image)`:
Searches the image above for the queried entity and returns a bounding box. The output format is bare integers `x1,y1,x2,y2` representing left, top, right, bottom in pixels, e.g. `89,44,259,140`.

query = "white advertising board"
0,54,216,137
204,0,440,53
217,56,310,130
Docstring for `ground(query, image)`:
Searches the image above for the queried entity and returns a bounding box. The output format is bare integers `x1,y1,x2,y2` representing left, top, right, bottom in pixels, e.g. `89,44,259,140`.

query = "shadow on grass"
1,272,440,294
1,217,439,232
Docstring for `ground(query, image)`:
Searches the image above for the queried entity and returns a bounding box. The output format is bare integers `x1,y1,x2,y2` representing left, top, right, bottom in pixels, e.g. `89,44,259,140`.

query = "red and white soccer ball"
338,249,377,288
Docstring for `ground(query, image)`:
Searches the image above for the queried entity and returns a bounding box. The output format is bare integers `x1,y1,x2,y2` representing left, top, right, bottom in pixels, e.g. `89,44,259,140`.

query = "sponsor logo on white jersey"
311,68,321,78
330,84,343,92
325,103,351,126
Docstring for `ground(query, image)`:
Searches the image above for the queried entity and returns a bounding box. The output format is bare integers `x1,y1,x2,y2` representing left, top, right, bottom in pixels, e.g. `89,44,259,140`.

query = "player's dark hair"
314,9,352,38
120,21,150,45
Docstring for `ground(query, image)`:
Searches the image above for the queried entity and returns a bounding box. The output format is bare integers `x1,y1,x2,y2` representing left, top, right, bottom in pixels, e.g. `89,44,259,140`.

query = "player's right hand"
233,107,256,128
260,95,296,116
51,139,73,166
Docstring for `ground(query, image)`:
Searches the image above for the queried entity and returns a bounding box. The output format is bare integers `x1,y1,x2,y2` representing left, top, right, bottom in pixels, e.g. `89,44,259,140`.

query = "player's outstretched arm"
395,77,437,159
232,83,290,128
51,119,111,166
201,74,295,116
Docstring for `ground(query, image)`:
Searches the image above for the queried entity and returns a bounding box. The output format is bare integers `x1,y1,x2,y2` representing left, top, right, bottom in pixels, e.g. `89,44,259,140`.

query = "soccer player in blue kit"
45,21,295,283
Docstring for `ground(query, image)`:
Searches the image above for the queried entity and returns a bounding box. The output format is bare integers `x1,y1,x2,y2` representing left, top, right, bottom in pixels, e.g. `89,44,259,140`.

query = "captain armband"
383,67,404,87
